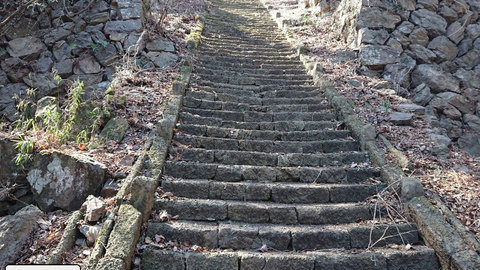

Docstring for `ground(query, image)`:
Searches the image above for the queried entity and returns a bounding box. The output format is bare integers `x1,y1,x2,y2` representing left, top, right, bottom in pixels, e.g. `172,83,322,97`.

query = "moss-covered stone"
98,117,129,143
95,257,125,270
105,204,141,269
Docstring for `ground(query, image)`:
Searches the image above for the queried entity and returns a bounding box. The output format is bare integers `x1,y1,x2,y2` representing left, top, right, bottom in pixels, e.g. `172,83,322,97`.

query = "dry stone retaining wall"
329,0,480,155
0,0,178,122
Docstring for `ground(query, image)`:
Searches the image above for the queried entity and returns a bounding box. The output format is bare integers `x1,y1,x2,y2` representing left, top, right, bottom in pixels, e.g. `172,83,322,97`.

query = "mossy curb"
259,1,480,269
85,13,206,270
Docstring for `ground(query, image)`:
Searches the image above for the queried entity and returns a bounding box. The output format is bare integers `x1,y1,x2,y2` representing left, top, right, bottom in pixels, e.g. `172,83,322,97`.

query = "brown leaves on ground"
263,0,480,241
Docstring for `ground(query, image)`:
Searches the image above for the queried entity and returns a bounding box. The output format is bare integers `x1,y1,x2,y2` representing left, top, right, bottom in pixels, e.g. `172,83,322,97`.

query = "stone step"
168,147,368,167
194,66,306,76
202,36,289,45
175,124,349,141
198,44,296,54
146,220,418,250
199,61,305,70
155,198,374,225
142,247,439,270
195,75,313,87
198,59,305,69
184,91,325,105
198,49,297,57
195,75,313,86
183,97,330,113
161,179,385,203
178,116,337,131
181,107,336,122
198,54,299,62
172,132,360,153
195,71,311,81
189,84,321,94
163,161,377,183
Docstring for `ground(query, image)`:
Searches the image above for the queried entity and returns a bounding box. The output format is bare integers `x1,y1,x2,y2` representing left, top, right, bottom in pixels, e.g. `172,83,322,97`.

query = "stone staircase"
141,0,440,269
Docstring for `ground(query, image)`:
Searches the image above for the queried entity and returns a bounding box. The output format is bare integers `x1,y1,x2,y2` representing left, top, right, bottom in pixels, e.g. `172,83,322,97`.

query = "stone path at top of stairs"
141,0,440,269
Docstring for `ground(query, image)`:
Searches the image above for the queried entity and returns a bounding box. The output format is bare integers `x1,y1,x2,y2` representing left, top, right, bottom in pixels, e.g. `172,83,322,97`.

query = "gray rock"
359,45,400,69
0,83,28,121
123,32,143,54
389,112,414,125
86,12,111,25
464,87,480,102
464,114,480,132
427,36,459,61
458,133,480,156
7,37,46,59
474,38,480,49
466,24,480,40
147,52,179,68
89,29,108,45
81,195,106,222
54,59,74,78
382,53,416,87
457,38,473,57
109,32,128,42
454,68,480,88
429,133,451,157
94,43,119,67
119,7,143,20
357,7,401,30
34,53,54,73
0,205,42,268
396,103,426,115
74,55,101,74
98,117,130,143
432,91,475,114
446,21,465,44
79,224,102,245
4,17,38,40
410,9,447,37
67,32,93,56
401,177,424,201
43,27,72,46
1,58,30,83
27,151,107,211
439,6,458,23
408,44,436,63
412,83,433,106
455,48,480,69
391,30,410,47
23,73,61,97
386,38,403,52
409,27,430,46
52,40,72,61
396,21,415,35
104,20,142,34
440,117,463,138
417,0,438,11
411,64,460,93
146,38,176,52
0,69,8,86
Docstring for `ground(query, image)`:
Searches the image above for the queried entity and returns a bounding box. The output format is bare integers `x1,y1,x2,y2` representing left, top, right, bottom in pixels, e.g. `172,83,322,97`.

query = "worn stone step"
190,84,321,94
198,54,299,63
181,107,336,122
198,44,295,54
194,66,306,76
142,247,439,270
198,60,305,70
198,49,297,57
199,43,292,52
178,116,337,131
202,37,289,46
168,147,368,167
163,161,377,183
175,124,349,141
195,72,311,82
172,133,360,153
184,91,326,105
146,220,418,251
155,198,373,225
195,76,314,87
183,97,330,113
161,179,385,203
199,61,304,70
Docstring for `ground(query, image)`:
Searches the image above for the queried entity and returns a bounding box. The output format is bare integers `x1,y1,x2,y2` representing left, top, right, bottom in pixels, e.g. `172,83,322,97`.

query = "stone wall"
330,0,480,154
0,0,178,122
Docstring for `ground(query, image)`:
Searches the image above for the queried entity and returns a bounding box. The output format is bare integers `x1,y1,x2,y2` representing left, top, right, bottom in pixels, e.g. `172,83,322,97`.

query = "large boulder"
411,64,460,93
26,151,107,211
359,45,400,69
410,9,448,37
0,205,43,268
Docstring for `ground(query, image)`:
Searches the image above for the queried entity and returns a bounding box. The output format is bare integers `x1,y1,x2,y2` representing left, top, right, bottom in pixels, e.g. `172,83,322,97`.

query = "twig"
0,0,36,29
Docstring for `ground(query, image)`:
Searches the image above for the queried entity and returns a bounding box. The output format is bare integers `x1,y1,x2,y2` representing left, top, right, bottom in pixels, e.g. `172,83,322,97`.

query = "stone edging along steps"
69,0,480,270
